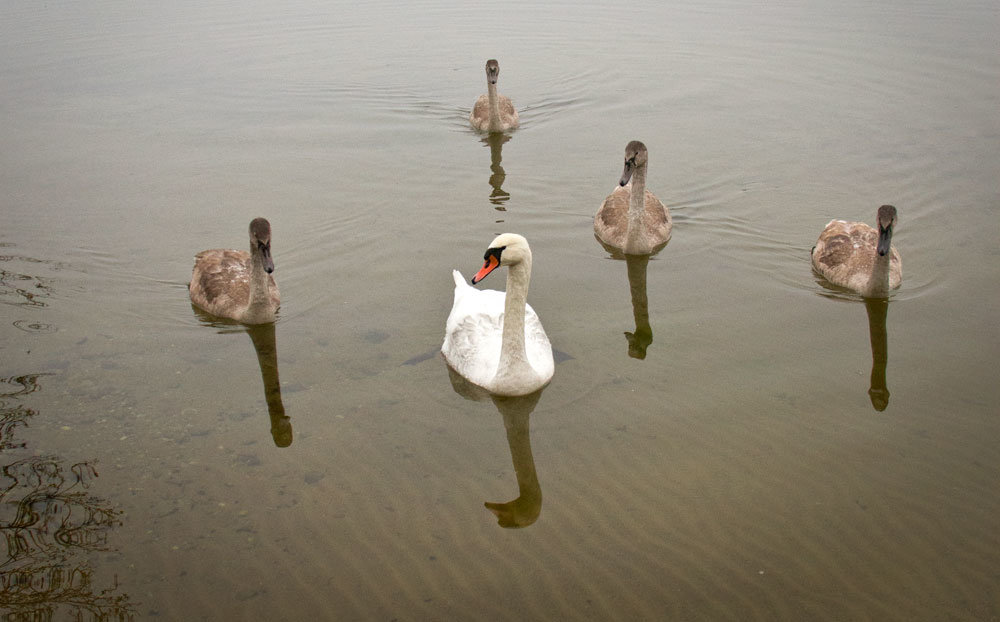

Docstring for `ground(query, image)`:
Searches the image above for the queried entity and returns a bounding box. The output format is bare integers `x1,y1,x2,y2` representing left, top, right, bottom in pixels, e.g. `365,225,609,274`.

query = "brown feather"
188,219,280,323
811,217,902,295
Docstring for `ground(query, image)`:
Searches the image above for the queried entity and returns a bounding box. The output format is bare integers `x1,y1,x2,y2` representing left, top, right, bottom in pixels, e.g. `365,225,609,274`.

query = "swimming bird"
594,140,672,255
811,204,902,297
470,59,520,133
442,234,553,396
189,218,280,324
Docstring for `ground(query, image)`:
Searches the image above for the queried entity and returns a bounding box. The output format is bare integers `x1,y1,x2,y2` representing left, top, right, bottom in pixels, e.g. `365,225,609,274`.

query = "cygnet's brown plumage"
470,59,519,132
811,205,902,297
189,218,280,324
594,140,672,255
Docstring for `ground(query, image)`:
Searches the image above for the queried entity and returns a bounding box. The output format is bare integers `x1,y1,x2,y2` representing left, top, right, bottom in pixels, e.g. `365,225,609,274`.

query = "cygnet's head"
471,233,531,284
875,204,897,257
619,140,649,187
485,59,500,85
249,217,275,274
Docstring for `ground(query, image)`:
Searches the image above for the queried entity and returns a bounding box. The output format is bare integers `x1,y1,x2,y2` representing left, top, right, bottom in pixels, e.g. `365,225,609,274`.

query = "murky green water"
2,0,998,619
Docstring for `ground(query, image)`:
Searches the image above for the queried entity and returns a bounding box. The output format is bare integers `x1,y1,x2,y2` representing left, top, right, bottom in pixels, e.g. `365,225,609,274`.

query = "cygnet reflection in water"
191,309,292,447
481,132,511,208
623,254,654,359
864,298,891,412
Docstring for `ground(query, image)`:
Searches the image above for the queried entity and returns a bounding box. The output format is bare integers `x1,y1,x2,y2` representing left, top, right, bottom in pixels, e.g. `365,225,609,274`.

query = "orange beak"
472,254,500,284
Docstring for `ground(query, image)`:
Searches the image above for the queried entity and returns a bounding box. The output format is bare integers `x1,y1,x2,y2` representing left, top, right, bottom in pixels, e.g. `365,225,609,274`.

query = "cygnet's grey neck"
247,246,273,315
625,163,649,254
864,251,893,298
486,81,503,132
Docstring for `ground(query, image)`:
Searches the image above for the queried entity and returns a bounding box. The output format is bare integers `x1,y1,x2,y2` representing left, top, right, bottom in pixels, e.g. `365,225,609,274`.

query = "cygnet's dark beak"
619,160,635,187
259,242,275,273
876,225,892,257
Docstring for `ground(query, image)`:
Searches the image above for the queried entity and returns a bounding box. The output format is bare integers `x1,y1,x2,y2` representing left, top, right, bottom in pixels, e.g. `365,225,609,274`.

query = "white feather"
442,269,553,395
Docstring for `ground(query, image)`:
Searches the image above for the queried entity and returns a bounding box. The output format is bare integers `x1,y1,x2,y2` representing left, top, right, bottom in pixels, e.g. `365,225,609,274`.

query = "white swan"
189,217,280,324
470,59,520,133
594,140,672,255
811,204,902,297
442,234,553,396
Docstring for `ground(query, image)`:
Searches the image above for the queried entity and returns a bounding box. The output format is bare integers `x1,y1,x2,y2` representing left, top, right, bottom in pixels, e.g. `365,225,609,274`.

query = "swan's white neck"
624,163,648,255
495,258,537,393
486,81,503,132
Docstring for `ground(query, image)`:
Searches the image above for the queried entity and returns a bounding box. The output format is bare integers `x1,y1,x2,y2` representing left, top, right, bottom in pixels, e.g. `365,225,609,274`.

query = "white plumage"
442,235,553,396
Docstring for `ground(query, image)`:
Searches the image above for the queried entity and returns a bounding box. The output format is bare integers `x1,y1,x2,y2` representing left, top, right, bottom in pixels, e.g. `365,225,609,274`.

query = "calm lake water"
2,0,999,619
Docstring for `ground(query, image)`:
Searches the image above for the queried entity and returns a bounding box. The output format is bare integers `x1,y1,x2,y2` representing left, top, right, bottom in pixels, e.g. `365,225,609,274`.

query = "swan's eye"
482,245,506,262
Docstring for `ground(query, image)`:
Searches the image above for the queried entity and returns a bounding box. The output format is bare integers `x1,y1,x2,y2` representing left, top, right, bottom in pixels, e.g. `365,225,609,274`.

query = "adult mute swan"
594,140,672,255
811,204,902,297
189,217,280,324
442,234,553,396
470,59,520,133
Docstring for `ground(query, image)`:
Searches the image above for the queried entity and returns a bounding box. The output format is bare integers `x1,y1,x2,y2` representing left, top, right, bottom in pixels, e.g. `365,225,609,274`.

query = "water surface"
2,0,999,619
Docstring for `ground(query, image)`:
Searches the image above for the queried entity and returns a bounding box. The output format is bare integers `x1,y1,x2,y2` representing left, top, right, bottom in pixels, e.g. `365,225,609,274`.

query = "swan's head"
875,204,897,257
619,140,648,187
249,217,275,274
869,386,890,411
471,233,530,284
485,59,500,85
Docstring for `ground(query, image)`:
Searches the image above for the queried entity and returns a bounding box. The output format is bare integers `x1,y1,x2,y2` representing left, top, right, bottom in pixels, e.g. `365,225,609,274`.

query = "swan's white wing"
442,271,506,388
443,270,554,392
523,302,555,382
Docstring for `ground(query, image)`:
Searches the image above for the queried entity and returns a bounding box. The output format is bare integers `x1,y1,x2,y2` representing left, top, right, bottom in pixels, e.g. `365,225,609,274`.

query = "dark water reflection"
484,391,543,528
0,249,55,311
864,297,890,411
624,254,653,360
246,323,292,447
192,310,292,447
813,285,894,411
481,133,511,209
3,0,999,616
445,367,544,528
0,375,134,619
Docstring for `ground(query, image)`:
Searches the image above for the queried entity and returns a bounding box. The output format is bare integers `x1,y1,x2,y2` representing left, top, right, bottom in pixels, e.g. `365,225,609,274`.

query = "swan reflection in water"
445,366,544,528
811,293,894,412
482,132,511,209
592,252,660,360
246,323,292,445
192,309,292,446
864,298,891,411
624,254,654,359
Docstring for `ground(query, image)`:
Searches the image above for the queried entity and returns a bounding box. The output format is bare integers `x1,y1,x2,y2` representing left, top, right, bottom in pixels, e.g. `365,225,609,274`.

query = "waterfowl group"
189,58,904,399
